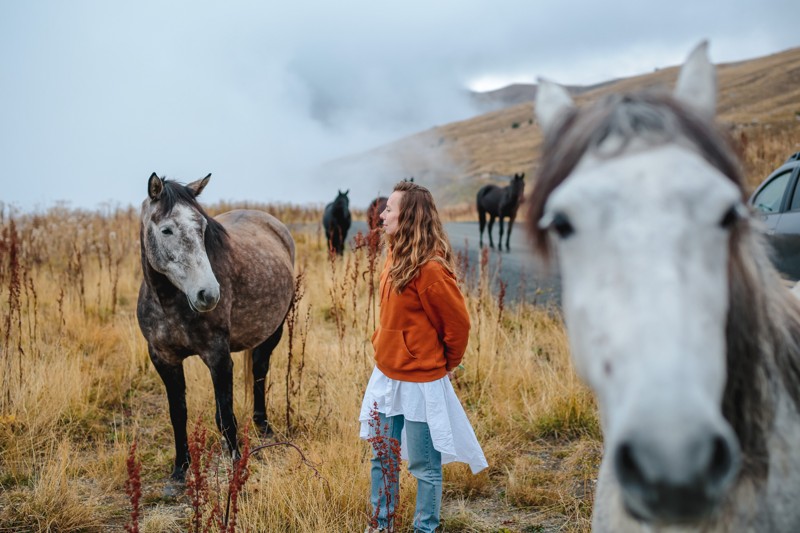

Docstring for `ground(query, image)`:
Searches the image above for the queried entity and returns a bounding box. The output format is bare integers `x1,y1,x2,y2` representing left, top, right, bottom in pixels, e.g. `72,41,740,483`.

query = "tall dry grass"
2,121,792,531
0,200,598,532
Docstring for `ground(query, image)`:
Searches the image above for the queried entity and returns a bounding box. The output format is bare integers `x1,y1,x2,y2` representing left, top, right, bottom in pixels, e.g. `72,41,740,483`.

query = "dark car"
749,152,800,281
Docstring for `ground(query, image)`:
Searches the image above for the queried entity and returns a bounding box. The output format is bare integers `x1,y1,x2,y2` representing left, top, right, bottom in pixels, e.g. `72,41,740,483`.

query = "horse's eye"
719,204,744,229
550,212,574,239
161,227,173,235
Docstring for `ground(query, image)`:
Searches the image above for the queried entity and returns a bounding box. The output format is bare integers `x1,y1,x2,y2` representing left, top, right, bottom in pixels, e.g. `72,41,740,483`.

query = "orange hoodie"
371,252,471,382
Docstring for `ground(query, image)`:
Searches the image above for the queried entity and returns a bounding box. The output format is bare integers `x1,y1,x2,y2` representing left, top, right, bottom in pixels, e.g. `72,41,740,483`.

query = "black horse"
367,196,388,230
323,189,352,255
477,172,525,251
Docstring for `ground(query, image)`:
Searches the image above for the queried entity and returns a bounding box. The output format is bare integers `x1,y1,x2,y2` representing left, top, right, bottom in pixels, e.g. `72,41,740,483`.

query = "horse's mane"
157,179,229,260
726,222,800,478
526,90,800,480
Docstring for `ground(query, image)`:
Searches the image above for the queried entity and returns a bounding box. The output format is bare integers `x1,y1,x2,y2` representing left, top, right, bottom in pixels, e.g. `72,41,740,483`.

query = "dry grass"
0,202,597,532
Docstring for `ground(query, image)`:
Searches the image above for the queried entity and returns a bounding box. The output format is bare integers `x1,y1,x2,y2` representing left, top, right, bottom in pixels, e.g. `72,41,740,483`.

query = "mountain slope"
327,47,800,206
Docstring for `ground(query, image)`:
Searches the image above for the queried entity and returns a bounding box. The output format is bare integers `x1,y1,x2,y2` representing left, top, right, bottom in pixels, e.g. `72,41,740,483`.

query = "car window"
752,171,792,213
788,169,800,211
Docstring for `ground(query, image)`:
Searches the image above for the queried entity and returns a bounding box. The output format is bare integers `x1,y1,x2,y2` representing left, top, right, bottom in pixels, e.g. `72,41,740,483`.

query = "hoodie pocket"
375,328,418,372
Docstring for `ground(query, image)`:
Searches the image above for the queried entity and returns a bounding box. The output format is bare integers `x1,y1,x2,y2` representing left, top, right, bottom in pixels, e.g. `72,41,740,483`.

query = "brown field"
2,46,800,532
0,203,599,532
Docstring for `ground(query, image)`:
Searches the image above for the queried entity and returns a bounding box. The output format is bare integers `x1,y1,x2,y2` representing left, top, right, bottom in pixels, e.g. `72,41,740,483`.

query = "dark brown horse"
137,173,295,481
367,196,388,230
477,173,525,250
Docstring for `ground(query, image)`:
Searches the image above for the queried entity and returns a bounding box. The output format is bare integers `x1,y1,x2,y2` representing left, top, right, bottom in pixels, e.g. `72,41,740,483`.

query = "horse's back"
217,209,295,264
215,209,295,347
477,185,501,213
477,184,497,200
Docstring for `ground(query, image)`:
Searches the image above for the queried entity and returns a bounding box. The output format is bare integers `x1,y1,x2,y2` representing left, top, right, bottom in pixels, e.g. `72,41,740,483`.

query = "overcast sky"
1,1,798,212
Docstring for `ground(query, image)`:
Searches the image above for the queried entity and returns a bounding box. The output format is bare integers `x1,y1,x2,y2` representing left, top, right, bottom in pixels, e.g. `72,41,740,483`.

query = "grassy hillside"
330,47,800,206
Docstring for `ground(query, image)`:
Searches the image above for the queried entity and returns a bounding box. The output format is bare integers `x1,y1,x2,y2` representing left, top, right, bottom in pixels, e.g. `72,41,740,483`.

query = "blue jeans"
369,412,443,533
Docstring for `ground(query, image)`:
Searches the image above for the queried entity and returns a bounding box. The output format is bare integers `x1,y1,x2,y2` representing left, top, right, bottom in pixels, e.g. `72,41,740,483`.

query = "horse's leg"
252,321,284,437
506,215,516,251
149,347,189,481
487,215,496,249
478,207,487,248
205,345,240,461
498,216,505,252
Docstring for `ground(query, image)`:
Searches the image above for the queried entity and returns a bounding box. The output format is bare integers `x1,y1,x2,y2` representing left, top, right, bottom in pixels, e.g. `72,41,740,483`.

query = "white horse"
527,42,800,532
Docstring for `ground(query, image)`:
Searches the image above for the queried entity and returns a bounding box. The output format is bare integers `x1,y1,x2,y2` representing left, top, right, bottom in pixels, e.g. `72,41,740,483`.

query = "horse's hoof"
258,424,275,440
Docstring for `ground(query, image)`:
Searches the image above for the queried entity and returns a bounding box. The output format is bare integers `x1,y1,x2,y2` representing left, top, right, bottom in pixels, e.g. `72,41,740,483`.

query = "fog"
1,0,797,211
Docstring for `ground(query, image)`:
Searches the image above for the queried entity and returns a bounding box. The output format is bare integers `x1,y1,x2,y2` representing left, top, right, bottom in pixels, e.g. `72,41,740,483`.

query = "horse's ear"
535,78,575,137
187,173,211,197
148,172,164,200
674,40,716,120
516,172,525,180
345,189,349,196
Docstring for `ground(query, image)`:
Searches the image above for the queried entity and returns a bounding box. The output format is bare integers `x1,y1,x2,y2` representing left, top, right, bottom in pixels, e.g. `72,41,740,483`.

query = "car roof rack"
786,152,800,163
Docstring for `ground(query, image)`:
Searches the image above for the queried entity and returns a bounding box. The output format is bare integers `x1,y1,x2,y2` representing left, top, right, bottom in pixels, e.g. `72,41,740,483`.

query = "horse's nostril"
708,435,734,482
198,289,206,303
615,442,646,487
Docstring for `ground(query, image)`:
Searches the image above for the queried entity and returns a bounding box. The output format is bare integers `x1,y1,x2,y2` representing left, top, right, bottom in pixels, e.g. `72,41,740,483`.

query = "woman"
359,180,488,533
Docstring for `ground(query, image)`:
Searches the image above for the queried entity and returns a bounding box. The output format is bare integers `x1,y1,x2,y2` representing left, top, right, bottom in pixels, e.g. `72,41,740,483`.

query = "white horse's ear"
674,40,716,119
187,173,211,197
148,172,164,200
535,78,575,136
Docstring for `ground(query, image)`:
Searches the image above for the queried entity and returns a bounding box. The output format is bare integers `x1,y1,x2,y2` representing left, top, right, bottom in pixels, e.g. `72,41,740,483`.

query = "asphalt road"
348,220,562,306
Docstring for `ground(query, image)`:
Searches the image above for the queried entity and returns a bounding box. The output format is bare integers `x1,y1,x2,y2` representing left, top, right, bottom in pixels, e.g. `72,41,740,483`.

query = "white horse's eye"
719,203,746,229
161,227,174,235
549,212,575,239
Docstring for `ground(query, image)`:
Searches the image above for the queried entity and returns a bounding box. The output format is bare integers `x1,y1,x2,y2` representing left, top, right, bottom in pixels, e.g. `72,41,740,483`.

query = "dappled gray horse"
137,173,295,481
528,42,800,531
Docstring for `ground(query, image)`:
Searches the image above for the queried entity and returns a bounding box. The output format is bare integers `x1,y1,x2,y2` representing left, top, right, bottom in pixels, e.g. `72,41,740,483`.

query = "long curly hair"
387,181,455,292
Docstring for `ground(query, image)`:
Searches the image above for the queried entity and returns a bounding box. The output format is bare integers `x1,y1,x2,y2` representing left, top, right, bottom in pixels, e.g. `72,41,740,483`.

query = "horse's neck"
142,260,181,303
504,182,521,199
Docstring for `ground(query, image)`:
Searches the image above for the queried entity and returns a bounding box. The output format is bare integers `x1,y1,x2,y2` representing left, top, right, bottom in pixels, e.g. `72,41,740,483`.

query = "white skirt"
359,366,488,474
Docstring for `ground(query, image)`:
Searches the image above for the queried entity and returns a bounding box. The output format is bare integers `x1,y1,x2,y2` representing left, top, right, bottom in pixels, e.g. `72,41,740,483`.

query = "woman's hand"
447,364,465,380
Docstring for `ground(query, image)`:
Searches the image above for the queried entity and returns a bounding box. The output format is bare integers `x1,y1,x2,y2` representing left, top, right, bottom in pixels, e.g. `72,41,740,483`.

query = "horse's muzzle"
614,423,740,524
191,287,220,312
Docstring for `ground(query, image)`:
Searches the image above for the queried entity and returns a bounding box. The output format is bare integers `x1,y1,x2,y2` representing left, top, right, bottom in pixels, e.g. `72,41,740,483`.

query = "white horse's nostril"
614,428,740,523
